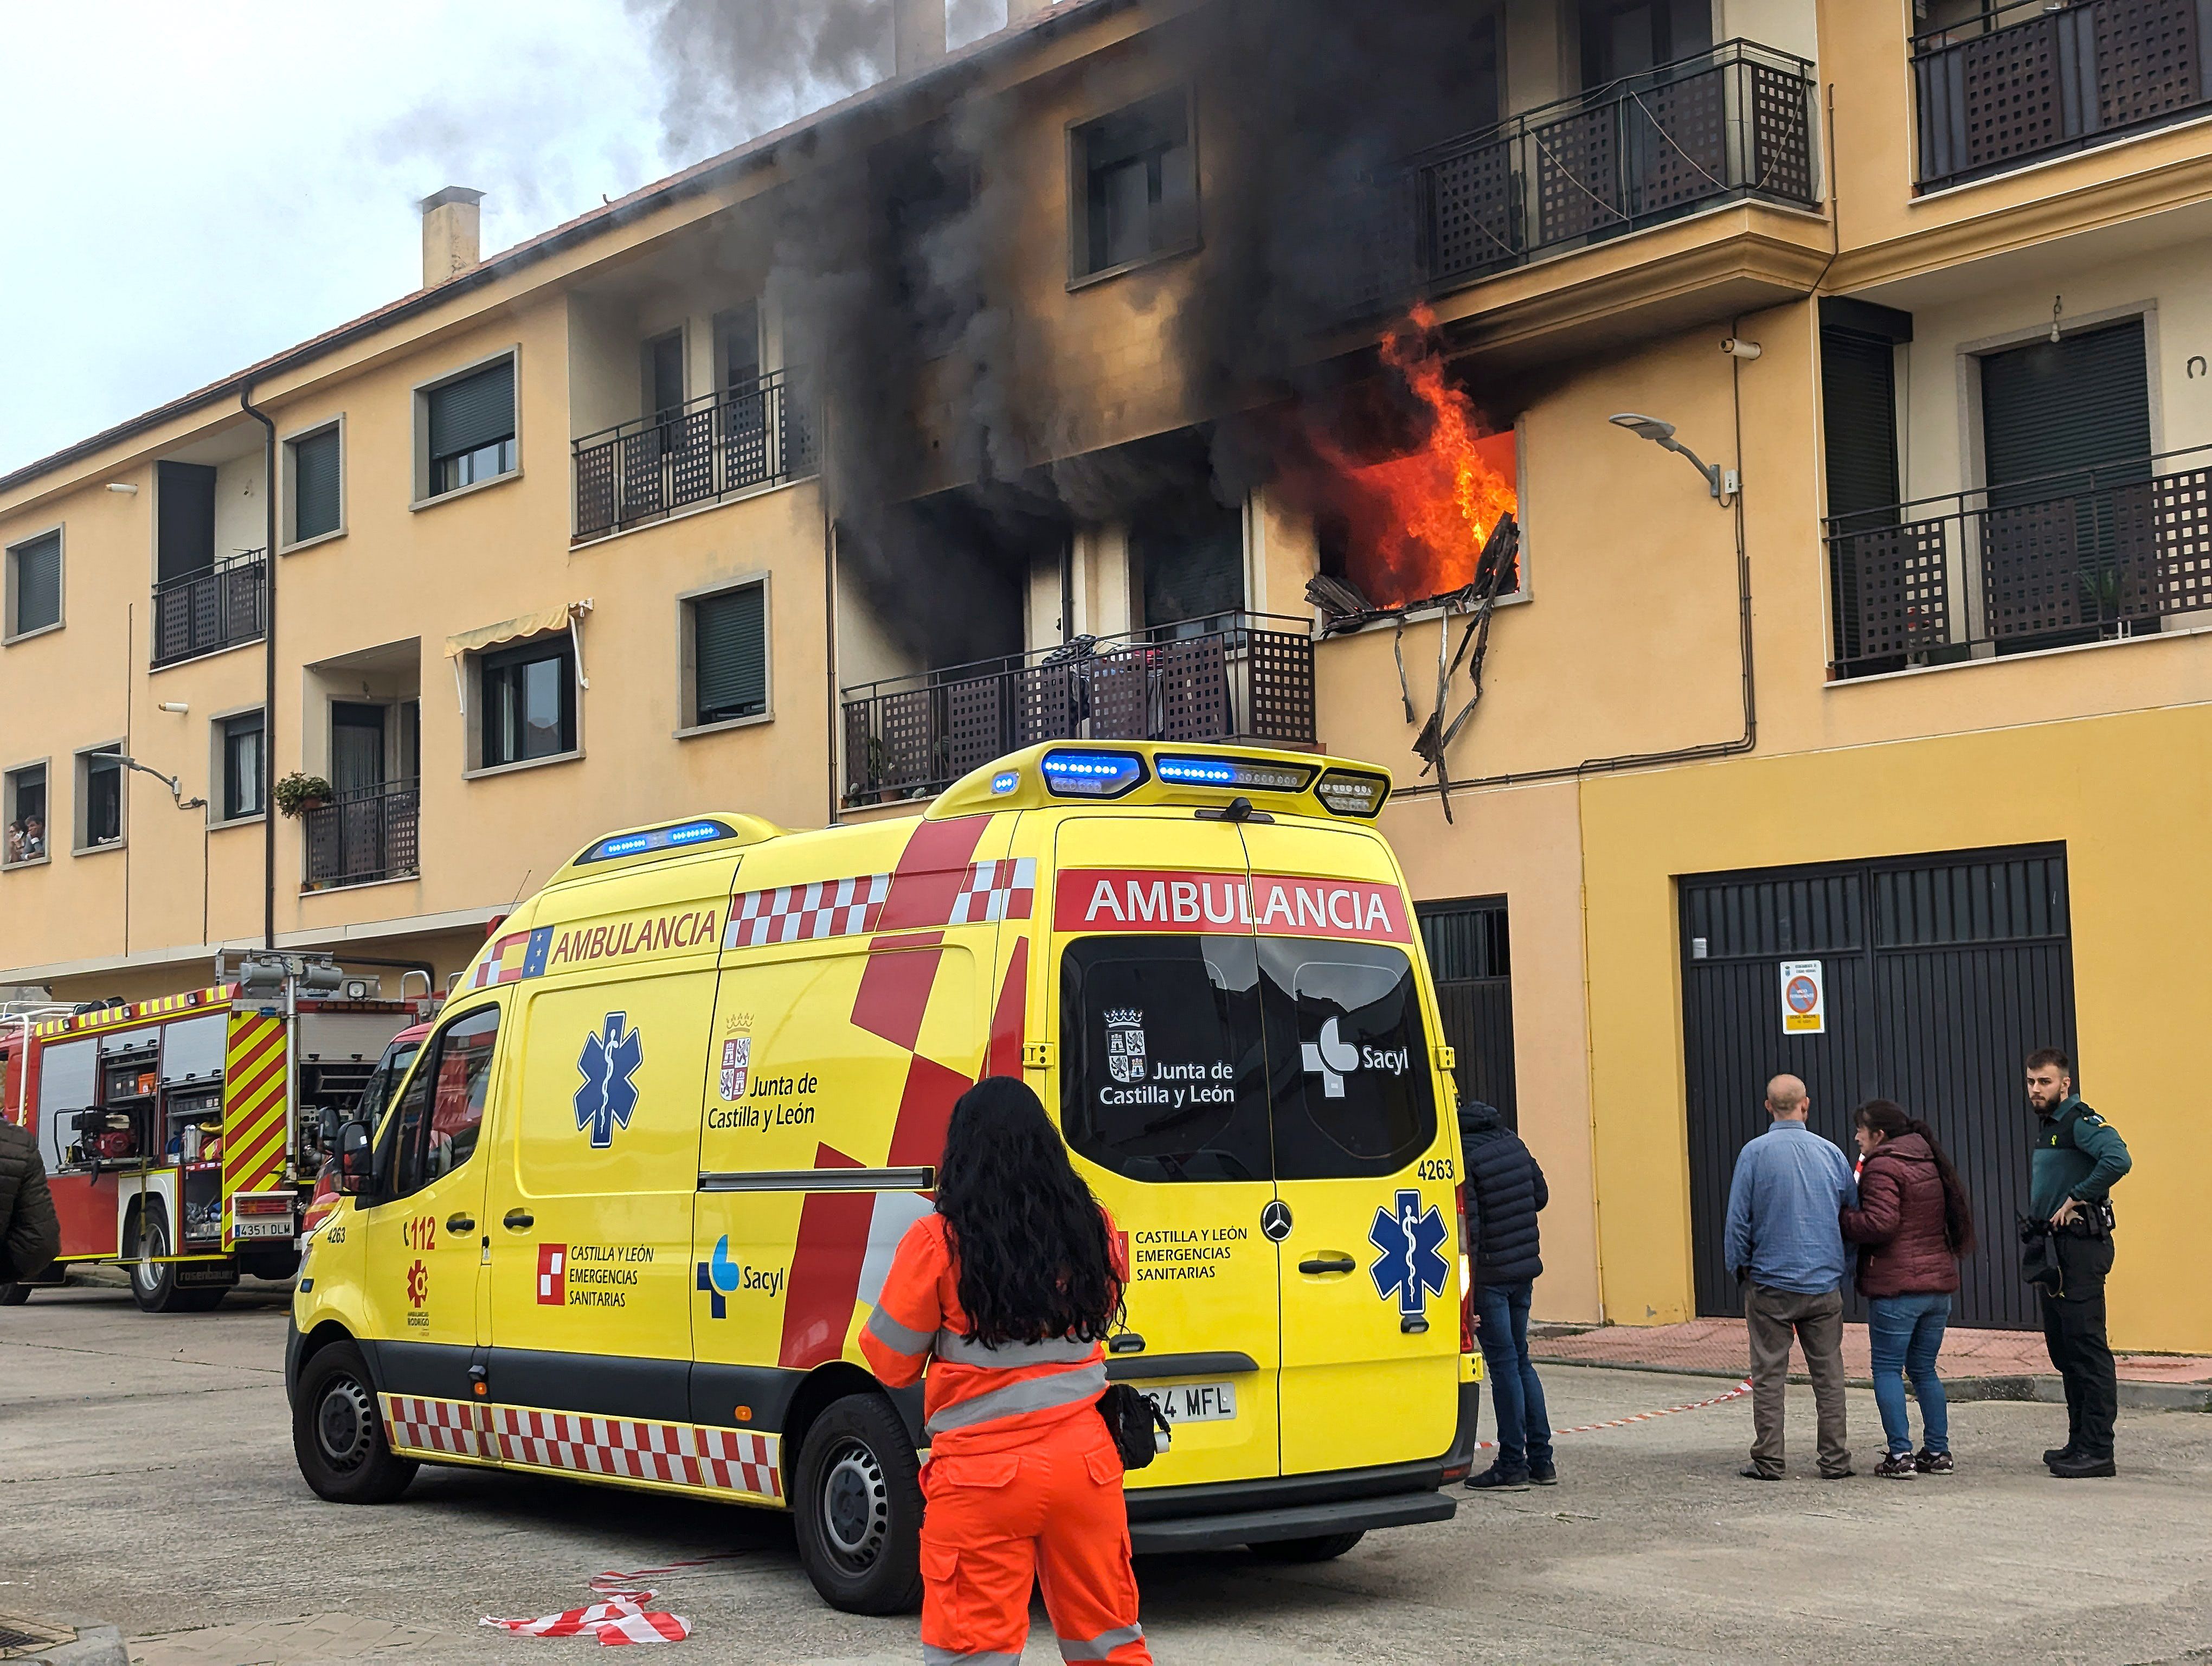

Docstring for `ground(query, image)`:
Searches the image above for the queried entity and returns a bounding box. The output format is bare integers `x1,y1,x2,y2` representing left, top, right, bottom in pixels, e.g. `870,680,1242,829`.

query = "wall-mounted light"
106,482,138,495
1607,413,1739,507
157,702,190,715
1720,337,1762,360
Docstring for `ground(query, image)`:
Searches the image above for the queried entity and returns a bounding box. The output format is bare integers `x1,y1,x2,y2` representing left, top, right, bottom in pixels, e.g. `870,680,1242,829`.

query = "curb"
1531,1353,2211,1412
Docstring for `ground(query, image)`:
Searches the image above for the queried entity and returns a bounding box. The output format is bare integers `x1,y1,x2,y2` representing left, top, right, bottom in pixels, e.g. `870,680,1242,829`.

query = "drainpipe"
239,380,278,951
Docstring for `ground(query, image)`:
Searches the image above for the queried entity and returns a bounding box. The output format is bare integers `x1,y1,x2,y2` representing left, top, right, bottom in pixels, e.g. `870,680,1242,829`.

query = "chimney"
420,187,485,289
893,0,946,73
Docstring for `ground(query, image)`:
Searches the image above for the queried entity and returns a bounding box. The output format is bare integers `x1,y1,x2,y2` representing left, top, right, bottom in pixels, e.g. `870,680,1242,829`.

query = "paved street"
4,1286,2210,1665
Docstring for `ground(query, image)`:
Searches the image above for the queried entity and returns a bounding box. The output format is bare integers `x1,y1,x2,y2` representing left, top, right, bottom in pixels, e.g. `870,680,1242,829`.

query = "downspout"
240,380,278,951
823,408,841,828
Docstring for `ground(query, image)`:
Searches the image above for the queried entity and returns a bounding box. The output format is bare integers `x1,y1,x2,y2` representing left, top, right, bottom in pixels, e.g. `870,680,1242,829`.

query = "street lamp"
1608,413,1738,507
117,755,208,813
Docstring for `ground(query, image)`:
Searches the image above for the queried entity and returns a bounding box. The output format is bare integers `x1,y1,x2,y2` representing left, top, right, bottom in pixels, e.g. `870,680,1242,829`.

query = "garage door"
1680,846,2075,1331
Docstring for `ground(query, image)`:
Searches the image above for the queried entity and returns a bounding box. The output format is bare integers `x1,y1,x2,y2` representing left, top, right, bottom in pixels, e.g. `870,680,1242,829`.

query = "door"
1238,821,1458,1476
1417,896,1518,1127
1681,846,2075,1330
361,1002,503,1400
330,703,387,796
1049,813,1283,1487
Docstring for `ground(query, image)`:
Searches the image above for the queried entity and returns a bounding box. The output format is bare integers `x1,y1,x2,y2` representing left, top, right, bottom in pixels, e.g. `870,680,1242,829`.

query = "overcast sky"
0,1,1004,478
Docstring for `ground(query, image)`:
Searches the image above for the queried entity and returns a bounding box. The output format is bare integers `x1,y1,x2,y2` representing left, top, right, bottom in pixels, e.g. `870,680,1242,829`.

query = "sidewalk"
1528,1318,2212,1410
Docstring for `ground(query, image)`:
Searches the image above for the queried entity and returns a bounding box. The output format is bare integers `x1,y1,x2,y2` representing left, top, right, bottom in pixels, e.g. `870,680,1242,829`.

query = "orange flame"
1289,303,1518,611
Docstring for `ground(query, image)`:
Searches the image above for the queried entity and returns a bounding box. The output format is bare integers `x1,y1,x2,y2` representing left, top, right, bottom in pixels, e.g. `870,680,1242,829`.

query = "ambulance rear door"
1237,819,1459,1476
1044,812,1282,1488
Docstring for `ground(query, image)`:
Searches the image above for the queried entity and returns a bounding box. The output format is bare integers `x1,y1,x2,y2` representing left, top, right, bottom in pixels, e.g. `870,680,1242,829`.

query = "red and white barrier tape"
1474,1376,1753,1450
484,1556,745,1646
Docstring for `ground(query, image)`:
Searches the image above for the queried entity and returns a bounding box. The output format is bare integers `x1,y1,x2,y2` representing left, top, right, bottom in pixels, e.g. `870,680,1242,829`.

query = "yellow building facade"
4,0,2207,1345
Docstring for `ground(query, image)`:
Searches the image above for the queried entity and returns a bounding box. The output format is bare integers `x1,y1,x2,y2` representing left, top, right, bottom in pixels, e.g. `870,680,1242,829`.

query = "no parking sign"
1779,960,1825,1035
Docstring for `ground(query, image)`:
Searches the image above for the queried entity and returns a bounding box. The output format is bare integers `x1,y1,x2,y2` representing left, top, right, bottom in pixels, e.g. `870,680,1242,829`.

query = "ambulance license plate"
230,1217,291,1240
1141,1381,1237,1424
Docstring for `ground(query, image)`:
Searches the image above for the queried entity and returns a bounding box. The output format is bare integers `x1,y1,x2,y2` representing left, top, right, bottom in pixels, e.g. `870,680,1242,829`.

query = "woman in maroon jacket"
1842,1100,1976,1479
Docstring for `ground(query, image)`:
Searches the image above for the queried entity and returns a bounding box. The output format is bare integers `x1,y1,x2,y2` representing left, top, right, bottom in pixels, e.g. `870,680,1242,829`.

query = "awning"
445,599,594,712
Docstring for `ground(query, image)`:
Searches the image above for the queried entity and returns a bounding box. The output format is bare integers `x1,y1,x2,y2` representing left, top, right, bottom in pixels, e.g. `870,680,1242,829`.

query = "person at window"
4,823,22,863
1841,1099,1975,1478
20,815,43,860
1458,1097,1555,1492
860,1076,1152,1666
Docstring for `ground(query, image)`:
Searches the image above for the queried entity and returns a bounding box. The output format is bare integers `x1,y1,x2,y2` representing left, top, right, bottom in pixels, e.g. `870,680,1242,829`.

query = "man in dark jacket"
1,1115,62,1301
1459,1099,1553,1492
2024,1048,2131,1478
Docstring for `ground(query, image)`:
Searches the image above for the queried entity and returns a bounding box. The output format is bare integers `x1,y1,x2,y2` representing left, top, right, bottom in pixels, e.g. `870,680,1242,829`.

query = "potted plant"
273,772,334,818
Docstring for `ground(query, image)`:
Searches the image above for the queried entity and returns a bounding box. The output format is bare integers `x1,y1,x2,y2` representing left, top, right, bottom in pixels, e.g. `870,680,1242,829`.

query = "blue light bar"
580,818,740,863
1039,750,1146,799
1154,755,1317,793
991,770,1020,795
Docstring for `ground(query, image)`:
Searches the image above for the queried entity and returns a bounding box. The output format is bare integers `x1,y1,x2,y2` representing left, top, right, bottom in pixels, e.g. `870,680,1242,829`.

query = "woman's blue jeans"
1867,1292,1951,1457
1473,1280,1552,1471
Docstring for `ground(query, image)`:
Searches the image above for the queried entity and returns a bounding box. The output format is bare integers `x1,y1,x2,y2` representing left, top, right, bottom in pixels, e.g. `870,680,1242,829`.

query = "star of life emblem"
1104,1009,1147,1084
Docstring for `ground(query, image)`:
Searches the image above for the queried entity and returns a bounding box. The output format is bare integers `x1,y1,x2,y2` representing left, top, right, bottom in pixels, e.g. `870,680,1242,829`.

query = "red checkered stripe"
495,1409,701,1485
726,873,890,949
697,1428,782,1500
382,1394,785,1502
382,1394,494,1460
946,857,1037,926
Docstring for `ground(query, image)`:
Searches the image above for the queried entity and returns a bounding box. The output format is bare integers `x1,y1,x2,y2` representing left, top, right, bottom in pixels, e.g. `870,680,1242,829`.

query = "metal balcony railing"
1914,0,2212,192
303,778,420,890
573,368,817,542
1825,445,2212,677
151,550,265,669
840,613,1317,805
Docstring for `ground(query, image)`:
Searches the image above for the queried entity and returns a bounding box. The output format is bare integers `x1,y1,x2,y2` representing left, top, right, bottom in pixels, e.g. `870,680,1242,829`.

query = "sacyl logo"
1301,1016,1410,1099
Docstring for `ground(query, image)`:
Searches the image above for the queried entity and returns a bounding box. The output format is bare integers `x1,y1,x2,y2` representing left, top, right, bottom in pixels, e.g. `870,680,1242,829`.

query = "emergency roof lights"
1154,754,1317,794
1315,767,1390,818
581,818,741,863
1039,749,1146,799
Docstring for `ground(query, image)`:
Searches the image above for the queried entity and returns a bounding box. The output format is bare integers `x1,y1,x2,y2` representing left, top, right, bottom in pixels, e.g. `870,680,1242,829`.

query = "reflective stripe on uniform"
925,1363,1109,1436
1058,1623,1146,1661
935,1331,1101,1368
865,1305,935,1357
923,1648,1023,1665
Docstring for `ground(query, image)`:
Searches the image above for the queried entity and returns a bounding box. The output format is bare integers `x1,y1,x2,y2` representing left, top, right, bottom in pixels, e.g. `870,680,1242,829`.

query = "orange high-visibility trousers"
917,1411,1153,1665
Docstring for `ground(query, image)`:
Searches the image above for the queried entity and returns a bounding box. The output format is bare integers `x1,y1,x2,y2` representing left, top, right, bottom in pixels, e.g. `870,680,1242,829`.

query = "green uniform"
2029,1095,2131,1220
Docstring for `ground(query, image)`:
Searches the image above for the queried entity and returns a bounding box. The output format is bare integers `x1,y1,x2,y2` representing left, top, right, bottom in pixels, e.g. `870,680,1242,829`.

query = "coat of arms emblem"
1104,1009,1147,1084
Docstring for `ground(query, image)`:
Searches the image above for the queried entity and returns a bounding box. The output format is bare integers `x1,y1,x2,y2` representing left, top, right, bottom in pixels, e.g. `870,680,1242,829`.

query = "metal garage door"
1418,896,1518,1129
1680,846,2075,1330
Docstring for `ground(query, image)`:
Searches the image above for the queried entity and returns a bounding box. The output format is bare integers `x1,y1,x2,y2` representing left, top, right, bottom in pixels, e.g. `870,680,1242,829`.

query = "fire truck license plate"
1141,1381,1237,1424
232,1217,291,1240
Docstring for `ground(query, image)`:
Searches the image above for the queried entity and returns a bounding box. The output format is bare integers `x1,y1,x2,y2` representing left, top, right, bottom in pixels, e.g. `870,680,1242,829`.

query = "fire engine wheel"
127,1206,227,1313
1248,1531,1366,1563
793,1393,923,1616
293,1339,417,1504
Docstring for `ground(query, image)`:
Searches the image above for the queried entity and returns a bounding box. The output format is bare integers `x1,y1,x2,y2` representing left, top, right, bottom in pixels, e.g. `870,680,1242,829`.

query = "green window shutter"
428,361,515,460
13,533,61,633
1981,319,2151,501
1819,329,1900,527
293,429,342,541
695,586,767,722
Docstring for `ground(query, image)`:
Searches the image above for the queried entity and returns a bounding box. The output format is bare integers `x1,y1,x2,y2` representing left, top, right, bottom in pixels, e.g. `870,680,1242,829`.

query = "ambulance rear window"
1258,940,1436,1180
1060,937,1272,1184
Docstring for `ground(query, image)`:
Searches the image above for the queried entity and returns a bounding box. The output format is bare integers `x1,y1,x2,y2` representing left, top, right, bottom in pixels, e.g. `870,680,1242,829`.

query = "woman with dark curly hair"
860,1075,1152,1666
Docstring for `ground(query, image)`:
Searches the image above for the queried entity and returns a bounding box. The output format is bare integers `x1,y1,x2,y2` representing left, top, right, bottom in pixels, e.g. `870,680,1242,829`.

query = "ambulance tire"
0,1281,29,1305
1248,1532,1365,1563
792,1393,925,1616
293,1338,419,1504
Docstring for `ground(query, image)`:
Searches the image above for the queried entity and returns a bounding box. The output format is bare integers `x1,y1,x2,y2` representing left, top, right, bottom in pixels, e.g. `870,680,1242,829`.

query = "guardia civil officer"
2023,1048,2131,1478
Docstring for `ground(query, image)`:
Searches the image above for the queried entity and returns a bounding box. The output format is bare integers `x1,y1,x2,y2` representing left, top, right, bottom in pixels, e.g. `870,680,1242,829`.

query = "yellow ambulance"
286,741,1480,1612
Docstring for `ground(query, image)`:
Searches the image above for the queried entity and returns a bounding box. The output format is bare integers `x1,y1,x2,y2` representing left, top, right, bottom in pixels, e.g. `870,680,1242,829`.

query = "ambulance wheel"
1249,1531,1365,1563
0,1281,29,1305
793,1393,924,1616
293,1339,417,1504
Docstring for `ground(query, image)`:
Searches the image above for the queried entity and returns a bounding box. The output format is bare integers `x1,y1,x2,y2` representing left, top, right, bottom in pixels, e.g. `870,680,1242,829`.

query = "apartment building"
3,0,2208,1348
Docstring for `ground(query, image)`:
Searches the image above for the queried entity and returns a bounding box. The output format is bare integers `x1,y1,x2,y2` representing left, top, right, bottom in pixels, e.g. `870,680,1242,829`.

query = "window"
480,637,576,767
385,1005,499,1199
5,530,62,640
76,745,124,853
4,762,48,866
1134,496,1244,636
718,301,761,394
220,712,266,822
1578,0,1712,87
686,581,769,728
423,357,516,499
287,424,343,544
647,331,686,423
1073,91,1197,279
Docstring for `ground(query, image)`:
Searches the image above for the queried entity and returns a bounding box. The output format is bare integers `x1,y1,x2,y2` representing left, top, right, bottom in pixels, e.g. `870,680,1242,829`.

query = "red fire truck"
0,954,430,1311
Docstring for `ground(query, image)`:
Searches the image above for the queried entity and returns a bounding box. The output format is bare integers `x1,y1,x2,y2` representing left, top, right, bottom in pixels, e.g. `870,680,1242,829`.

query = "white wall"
212,454,267,562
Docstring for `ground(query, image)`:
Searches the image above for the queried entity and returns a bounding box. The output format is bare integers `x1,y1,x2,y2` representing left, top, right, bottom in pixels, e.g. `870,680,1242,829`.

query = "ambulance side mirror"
336,1122,374,1194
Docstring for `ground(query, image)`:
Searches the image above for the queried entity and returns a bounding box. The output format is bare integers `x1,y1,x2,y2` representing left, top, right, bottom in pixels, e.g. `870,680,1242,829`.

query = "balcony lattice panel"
1633,66,1728,213
1959,16,2066,173
1426,137,1517,281
2141,466,2212,613
1015,664,1082,745
1530,103,1624,245
944,674,1007,782
1088,651,1149,740
879,689,936,792
2095,0,2203,126
843,701,873,798
1847,521,1952,659
1750,62,1817,197
1246,630,1316,743
1156,638,1232,742
2106,483,2168,620
1983,499,2085,638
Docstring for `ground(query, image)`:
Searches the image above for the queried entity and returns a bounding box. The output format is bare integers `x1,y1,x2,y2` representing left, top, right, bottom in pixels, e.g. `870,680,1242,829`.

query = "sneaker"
1872,1452,1918,1480
1738,1464,1782,1481
1528,1458,1558,1486
2042,1445,2077,1466
1465,1463,1529,1492
1914,1449,1954,1475
2047,1451,2117,1479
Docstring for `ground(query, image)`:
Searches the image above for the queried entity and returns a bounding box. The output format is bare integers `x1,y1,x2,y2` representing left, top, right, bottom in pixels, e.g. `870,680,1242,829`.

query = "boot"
2047,1451,2116,1478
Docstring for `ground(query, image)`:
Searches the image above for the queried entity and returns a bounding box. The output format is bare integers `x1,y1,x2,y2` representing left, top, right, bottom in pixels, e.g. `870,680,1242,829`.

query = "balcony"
840,613,1316,805
151,550,265,669
303,778,420,890
572,368,816,543
1825,445,2212,677
1914,0,2212,193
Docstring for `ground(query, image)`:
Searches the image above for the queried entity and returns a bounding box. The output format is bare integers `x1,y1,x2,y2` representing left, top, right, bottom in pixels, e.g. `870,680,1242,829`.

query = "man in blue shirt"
1724,1073,1858,1480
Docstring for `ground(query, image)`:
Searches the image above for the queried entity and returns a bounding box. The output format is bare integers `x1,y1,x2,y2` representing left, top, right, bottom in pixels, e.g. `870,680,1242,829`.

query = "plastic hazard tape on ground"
1475,1377,1753,1450
483,1556,743,1646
